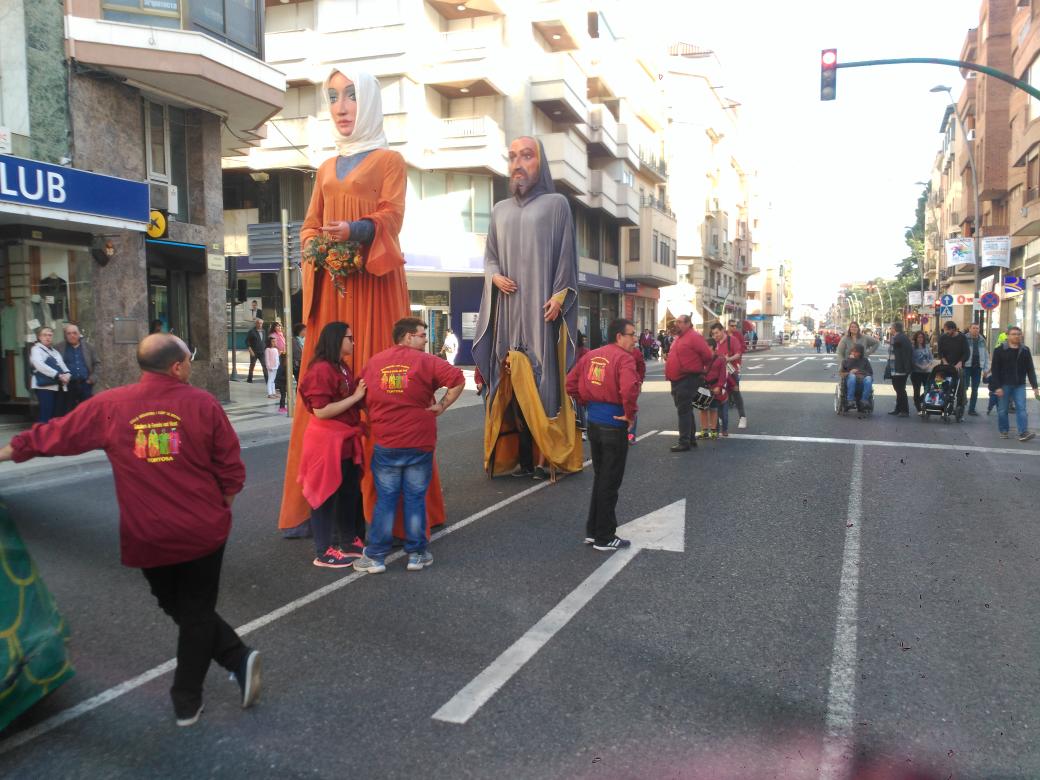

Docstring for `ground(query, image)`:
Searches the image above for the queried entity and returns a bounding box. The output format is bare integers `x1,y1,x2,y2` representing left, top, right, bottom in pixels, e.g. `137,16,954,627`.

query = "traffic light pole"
834,57,1040,102
830,56,1033,331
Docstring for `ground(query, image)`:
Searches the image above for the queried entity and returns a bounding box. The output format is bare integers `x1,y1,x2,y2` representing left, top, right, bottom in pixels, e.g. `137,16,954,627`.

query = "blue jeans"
997,384,1028,435
365,446,433,563
963,366,982,411
845,374,873,402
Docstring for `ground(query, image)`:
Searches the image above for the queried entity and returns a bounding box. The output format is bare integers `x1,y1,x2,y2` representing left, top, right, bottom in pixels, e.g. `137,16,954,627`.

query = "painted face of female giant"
328,72,358,137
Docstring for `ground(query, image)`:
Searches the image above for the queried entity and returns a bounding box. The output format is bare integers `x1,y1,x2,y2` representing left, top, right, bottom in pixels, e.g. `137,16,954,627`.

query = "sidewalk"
0,355,484,489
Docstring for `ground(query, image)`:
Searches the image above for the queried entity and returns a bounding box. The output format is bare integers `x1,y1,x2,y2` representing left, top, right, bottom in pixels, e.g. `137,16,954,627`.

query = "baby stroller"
834,372,874,416
920,364,964,423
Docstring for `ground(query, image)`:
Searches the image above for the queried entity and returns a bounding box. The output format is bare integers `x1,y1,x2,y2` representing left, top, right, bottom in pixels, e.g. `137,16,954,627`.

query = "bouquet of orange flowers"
302,235,365,295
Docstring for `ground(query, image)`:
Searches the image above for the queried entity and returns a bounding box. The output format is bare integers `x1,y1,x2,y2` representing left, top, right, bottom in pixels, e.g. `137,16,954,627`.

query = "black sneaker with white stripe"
592,537,632,551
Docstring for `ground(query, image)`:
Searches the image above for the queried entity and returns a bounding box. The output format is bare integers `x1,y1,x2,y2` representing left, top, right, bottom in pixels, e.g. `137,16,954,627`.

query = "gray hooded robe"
472,140,578,418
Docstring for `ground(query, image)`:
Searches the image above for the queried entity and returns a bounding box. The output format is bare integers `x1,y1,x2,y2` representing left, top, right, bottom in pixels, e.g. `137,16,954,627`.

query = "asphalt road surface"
1,346,1038,779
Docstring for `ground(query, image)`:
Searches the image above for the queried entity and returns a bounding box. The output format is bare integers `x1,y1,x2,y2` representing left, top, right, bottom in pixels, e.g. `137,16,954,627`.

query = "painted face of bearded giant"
508,137,540,197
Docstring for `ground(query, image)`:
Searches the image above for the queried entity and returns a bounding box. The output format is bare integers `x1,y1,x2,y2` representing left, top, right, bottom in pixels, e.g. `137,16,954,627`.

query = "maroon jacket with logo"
566,343,641,421
10,372,245,568
665,328,714,381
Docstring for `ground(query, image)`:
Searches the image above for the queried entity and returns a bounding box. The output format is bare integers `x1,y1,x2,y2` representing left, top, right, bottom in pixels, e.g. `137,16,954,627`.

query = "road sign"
1005,276,1024,294
938,305,954,318
940,294,954,307
979,291,1000,311
432,499,687,724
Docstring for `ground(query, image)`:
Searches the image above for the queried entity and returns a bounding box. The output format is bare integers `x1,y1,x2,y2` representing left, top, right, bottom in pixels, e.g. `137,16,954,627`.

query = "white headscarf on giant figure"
320,69,388,157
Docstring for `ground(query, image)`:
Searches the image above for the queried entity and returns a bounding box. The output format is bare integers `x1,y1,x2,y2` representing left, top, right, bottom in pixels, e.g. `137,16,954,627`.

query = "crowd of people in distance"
833,318,1039,441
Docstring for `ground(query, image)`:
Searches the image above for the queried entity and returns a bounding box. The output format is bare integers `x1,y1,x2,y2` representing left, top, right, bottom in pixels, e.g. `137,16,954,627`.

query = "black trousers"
891,374,910,413
586,423,630,545
671,374,702,445
513,400,535,470
910,371,929,410
248,351,268,382
310,459,366,555
142,545,247,716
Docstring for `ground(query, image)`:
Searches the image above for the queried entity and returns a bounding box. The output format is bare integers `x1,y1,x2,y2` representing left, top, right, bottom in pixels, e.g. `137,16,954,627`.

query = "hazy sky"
623,0,984,308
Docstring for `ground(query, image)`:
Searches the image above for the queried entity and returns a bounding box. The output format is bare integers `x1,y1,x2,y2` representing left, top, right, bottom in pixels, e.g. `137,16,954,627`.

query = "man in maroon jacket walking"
0,333,259,727
664,314,713,452
566,318,641,550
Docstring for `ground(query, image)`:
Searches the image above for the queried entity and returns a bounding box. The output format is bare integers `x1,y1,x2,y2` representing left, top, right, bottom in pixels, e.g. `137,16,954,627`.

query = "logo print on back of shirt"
588,357,608,386
130,411,182,463
379,364,410,394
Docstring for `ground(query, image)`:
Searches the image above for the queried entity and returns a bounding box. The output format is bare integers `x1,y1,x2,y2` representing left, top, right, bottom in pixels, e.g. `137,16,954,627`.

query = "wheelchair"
834,373,874,416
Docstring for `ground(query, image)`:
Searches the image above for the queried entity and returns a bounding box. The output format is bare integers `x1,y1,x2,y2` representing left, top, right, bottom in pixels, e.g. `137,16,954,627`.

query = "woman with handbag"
910,330,934,414
30,327,71,423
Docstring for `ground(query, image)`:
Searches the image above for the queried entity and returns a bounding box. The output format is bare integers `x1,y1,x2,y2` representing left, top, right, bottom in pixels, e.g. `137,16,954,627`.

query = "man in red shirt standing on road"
354,318,465,574
566,318,641,551
0,333,258,728
664,314,713,452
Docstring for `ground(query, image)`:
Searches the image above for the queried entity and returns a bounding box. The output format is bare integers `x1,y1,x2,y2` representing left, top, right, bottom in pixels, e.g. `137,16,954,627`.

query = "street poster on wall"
944,237,975,266
980,236,1011,269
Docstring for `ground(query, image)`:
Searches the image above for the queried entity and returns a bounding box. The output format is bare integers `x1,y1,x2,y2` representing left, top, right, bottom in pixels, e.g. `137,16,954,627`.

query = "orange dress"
278,150,446,531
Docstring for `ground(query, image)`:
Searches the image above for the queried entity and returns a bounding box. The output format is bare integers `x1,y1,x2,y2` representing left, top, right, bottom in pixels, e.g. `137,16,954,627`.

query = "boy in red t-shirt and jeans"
354,318,465,573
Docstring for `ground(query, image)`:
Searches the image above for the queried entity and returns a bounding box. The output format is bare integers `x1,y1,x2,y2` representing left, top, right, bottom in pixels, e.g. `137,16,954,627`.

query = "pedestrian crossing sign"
938,305,954,318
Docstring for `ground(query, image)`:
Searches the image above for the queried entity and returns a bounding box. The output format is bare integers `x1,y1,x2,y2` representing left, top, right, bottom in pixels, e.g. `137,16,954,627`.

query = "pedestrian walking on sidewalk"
988,326,1039,441
296,321,368,568
264,337,280,398
665,314,713,452
354,318,465,574
566,318,641,551
0,333,260,727
963,322,989,415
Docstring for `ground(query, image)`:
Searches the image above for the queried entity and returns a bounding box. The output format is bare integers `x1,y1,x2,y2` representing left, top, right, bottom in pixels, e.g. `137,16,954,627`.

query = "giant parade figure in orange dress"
278,69,446,535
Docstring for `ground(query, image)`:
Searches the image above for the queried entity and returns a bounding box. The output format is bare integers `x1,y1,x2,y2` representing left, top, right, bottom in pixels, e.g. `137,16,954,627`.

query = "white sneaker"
737,417,748,429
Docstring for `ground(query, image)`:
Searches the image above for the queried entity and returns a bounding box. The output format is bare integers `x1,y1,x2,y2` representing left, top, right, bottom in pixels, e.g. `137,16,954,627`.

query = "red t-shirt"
297,360,361,426
10,373,245,568
717,331,745,368
361,345,465,451
566,343,641,421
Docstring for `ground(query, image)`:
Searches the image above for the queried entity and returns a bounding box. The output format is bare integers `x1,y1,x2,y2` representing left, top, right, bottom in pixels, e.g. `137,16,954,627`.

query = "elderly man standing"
665,314,713,452
472,136,582,480
246,318,268,384
0,333,260,727
59,322,100,411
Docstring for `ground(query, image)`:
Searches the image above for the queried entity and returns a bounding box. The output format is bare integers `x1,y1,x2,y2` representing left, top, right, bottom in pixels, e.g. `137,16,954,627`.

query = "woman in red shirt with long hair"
296,321,367,568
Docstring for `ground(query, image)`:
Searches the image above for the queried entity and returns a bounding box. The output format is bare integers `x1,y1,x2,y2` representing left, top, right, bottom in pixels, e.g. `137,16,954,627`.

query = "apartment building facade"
222,0,676,360
0,0,284,409
659,44,756,335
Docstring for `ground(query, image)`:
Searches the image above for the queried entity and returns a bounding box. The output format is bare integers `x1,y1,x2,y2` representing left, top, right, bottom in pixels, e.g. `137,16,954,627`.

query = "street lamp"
931,84,980,325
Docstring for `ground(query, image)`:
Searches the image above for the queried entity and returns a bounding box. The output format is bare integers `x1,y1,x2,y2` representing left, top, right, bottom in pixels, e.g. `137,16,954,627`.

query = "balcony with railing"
640,195,674,219
638,147,668,182
423,25,508,97
530,0,589,51
422,115,508,176
531,52,589,124
587,170,638,225
541,129,588,195
587,104,620,158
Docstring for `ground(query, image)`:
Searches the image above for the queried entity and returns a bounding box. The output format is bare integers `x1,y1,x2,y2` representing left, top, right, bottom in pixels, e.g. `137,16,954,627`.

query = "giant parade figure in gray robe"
472,136,584,478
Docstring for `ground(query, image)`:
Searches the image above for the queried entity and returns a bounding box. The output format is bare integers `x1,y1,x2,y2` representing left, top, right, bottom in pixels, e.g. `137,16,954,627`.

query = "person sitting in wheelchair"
840,344,874,412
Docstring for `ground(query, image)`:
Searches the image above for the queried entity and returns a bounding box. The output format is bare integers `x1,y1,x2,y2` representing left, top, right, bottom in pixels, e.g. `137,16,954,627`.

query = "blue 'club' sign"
0,154,149,225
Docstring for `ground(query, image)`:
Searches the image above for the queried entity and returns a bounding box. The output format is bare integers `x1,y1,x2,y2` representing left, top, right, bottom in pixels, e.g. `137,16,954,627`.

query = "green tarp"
0,501,74,731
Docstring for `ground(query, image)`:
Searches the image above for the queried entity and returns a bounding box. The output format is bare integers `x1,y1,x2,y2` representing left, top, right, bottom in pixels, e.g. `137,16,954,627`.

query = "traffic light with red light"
821,49,837,101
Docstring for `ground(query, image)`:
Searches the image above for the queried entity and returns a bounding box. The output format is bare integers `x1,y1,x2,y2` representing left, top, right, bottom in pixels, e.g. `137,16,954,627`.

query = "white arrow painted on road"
432,499,686,725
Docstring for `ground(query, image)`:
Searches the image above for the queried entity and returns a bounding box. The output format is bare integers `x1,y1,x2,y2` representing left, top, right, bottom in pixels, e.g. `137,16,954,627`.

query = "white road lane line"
0,431,660,755
774,358,813,375
819,444,863,779
655,430,1040,456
